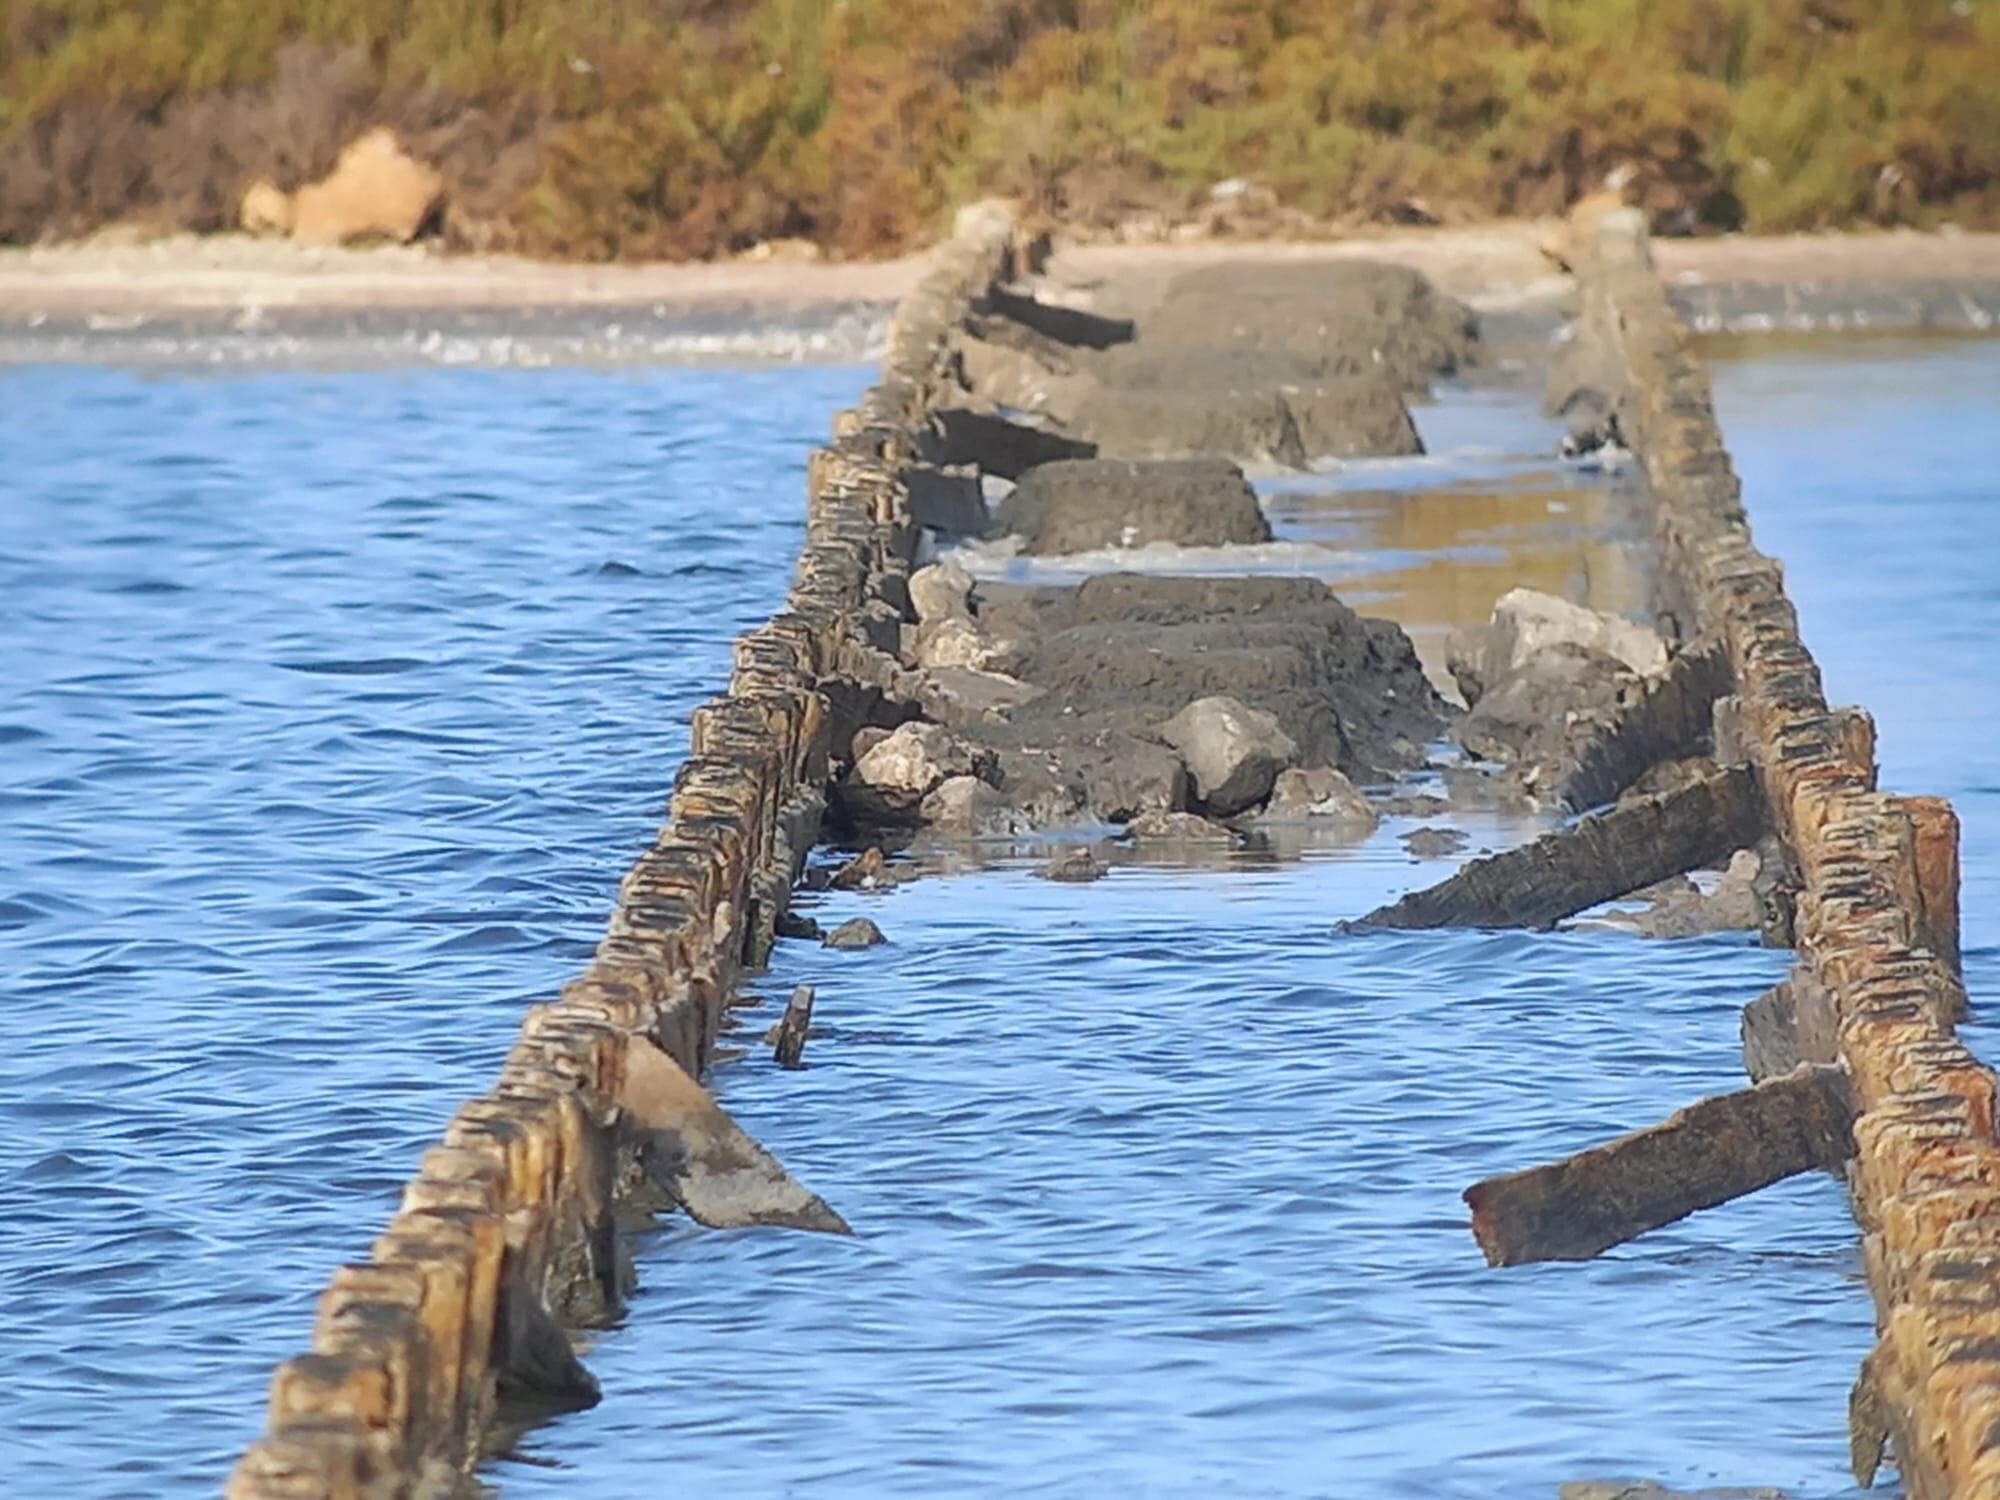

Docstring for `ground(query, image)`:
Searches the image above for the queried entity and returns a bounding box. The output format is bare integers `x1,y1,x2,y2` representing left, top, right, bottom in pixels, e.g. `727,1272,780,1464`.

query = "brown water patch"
1266,473,1652,689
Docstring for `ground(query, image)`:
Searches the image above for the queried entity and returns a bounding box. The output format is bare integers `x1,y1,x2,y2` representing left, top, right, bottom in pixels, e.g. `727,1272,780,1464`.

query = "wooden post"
773,985,816,1069
1903,795,1962,976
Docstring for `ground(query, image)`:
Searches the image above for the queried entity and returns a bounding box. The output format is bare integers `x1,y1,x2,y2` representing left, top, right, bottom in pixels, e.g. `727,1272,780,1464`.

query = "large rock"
1261,766,1378,829
839,722,995,826
1456,641,1634,774
1075,345,1422,461
1159,696,1299,815
1142,260,1478,390
908,560,974,623
985,573,1444,778
909,667,1046,726
997,457,1271,555
919,774,1030,835
1283,377,1424,458
1062,385,1306,469
290,127,444,246
238,179,293,236
904,466,989,535
1483,588,1667,681
897,574,1448,831
912,617,997,671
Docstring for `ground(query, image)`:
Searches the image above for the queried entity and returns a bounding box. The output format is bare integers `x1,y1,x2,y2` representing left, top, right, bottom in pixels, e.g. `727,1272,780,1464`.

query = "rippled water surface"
0,361,867,1494
5,334,1995,1500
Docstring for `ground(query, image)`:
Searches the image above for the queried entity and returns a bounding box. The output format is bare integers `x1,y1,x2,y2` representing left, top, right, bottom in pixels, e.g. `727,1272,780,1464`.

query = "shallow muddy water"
3,335,1994,1499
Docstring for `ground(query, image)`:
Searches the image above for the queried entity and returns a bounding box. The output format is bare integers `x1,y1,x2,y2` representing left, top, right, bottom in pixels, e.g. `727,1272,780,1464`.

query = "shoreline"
2,222,1995,323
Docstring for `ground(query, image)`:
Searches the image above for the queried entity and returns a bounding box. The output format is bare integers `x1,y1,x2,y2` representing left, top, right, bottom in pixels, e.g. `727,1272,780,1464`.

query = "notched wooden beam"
1554,636,1732,814
1741,968,1840,1083
1463,1063,1854,1267
619,1037,850,1234
1356,762,1766,931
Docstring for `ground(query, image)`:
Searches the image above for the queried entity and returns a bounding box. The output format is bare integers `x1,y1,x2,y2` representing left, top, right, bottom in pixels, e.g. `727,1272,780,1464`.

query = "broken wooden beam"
618,1037,849,1234
925,406,1096,478
1740,968,1840,1083
1463,1063,1854,1266
1358,763,1765,930
772,984,815,1069
1553,637,1731,813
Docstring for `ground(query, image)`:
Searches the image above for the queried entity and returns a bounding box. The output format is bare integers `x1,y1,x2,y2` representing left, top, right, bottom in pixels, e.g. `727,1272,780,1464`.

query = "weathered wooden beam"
1740,968,1840,1083
772,984,815,1069
1358,762,1765,930
1554,637,1731,813
926,406,1096,478
1463,1063,1853,1266
981,286,1135,350
619,1037,849,1234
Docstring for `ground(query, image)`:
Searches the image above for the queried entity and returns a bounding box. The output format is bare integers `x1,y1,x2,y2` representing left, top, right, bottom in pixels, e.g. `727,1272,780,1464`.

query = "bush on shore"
2,0,1994,257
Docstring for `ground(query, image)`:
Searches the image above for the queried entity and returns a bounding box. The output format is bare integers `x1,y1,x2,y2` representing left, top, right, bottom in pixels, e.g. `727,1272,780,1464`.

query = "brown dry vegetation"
2,0,1995,259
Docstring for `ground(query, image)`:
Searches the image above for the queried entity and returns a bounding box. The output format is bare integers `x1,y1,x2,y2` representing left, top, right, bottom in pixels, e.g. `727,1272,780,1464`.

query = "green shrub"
1,0,1994,254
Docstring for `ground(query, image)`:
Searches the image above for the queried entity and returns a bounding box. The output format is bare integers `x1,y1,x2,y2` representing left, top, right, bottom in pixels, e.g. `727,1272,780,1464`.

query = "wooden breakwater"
221,192,1997,1498
223,204,1019,1500
1463,210,1994,1498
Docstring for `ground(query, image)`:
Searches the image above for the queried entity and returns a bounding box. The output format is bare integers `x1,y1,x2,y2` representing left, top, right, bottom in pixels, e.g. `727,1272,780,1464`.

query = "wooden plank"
1358,763,1765,930
1463,1064,1853,1266
1554,637,1731,813
1740,969,1840,1083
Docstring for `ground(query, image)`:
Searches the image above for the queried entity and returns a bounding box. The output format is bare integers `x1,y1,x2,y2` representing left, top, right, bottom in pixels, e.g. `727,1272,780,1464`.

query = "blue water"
0,362,867,1495
2,335,1993,1499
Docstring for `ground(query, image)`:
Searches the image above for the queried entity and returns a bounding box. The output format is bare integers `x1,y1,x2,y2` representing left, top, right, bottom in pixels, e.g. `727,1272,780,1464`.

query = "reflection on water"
947,385,1655,691
1264,470,1651,686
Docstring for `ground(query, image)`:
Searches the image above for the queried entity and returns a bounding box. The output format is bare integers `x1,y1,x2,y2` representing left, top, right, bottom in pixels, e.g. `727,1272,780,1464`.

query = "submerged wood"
619,1037,849,1234
1554,638,1731,813
1740,969,1839,1083
1358,763,1765,930
1463,1063,1854,1266
773,984,815,1069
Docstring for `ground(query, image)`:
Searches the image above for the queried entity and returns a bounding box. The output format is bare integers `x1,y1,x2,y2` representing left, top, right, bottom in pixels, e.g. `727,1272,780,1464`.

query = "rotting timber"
222,196,1998,1500
1447,212,1995,1500
223,206,1024,1500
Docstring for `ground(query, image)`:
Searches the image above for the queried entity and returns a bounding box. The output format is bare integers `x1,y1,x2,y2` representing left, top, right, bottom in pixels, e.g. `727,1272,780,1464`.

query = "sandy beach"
2,221,1996,321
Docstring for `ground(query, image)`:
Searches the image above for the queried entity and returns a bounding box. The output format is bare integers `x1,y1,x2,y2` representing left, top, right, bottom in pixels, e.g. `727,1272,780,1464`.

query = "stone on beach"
237,179,293,236
288,127,444,247
1159,695,1298,816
